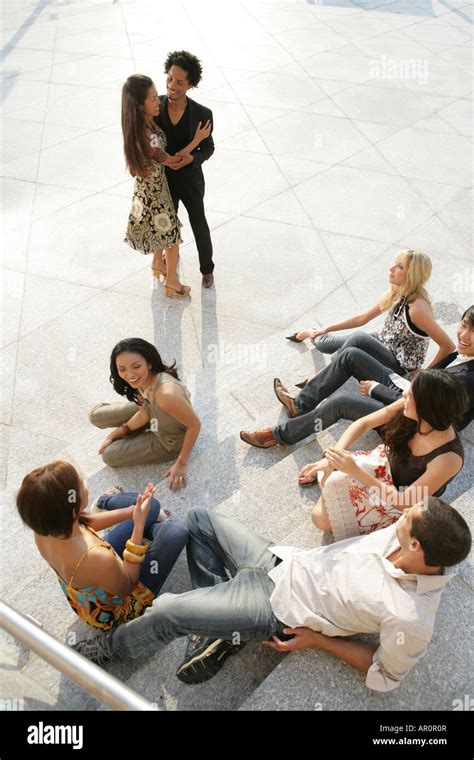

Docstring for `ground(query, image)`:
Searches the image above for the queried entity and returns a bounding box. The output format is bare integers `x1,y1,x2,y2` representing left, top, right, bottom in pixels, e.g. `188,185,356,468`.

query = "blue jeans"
97,492,189,597
295,331,406,415
312,332,361,354
273,390,385,445
110,507,281,660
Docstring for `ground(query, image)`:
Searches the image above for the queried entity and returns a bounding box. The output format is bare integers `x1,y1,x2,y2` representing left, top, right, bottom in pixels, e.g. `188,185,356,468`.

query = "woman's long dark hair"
121,74,154,178
110,338,179,403
383,369,469,463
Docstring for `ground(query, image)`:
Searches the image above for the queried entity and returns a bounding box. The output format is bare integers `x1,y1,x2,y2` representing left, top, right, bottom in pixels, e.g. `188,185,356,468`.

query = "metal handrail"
0,601,159,711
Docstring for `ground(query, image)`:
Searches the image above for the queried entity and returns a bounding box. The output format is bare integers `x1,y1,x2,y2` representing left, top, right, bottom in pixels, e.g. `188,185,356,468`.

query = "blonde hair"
379,250,432,312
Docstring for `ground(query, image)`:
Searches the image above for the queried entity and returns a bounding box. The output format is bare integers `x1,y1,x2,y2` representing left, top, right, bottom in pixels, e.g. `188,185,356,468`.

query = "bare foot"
295,328,315,341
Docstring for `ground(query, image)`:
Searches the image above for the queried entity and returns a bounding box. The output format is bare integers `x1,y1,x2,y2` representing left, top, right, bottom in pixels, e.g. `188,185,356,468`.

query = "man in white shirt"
73,498,470,693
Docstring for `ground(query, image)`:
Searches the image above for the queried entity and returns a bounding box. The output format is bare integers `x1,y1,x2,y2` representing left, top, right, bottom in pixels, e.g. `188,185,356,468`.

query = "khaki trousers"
89,401,176,467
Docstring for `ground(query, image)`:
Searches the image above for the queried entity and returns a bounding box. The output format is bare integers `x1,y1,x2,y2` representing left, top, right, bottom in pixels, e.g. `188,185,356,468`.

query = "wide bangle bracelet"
123,549,145,564
125,539,147,555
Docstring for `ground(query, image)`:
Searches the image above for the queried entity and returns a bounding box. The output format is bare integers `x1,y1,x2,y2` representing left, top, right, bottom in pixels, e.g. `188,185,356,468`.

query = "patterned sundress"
124,126,182,254
320,444,400,542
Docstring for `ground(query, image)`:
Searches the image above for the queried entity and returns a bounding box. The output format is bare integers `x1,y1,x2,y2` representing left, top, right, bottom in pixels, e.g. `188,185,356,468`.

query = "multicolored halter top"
55,527,154,631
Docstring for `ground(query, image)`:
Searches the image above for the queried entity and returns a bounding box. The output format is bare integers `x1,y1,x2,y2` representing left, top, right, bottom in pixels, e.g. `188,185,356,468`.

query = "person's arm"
87,506,134,532
180,120,212,155
77,486,155,597
143,131,183,167
172,118,214,170
98,406,150,456
264,620,431,693
366,619,430,692
409,299,455,367
336,398,404,450
297,399,404,484
154,386,201,491
311,303,382,340
187,108,214,166
359,380,401,405
324,449,463,510
263,628,376,675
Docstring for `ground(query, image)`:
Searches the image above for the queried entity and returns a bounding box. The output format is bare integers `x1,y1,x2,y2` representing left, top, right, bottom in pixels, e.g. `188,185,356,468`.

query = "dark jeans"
273,391,385,445
295,332,406,415
97,492,189,597
110,507,281,660
166,167,214,275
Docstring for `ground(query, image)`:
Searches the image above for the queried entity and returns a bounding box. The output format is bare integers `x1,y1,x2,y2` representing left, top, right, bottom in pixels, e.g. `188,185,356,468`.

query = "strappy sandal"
89,485,124,512
165,283,191,297
156,508,172,523
151,266,167,281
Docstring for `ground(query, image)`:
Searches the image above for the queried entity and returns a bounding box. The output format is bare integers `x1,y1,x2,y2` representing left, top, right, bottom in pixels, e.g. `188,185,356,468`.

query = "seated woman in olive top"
298,369,468,542
90,338,200,491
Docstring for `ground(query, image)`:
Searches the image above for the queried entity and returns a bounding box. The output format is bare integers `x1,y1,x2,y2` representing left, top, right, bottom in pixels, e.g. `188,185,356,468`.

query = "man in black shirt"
156,51,215,288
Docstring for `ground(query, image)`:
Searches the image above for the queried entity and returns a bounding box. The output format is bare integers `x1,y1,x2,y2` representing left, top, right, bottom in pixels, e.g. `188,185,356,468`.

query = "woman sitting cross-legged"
16,461,188,631
90,338,201,491
298,369,468,541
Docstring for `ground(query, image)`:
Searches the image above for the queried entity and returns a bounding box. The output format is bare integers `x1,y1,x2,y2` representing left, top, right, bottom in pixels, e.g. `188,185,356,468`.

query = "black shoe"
72,633,114,666
202,273,214,288
285,333,303,343
176,635,246,684
295,380,308,389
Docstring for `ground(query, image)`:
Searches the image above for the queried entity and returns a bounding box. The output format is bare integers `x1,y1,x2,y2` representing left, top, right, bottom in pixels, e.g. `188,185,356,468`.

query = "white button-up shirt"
268,520,456,692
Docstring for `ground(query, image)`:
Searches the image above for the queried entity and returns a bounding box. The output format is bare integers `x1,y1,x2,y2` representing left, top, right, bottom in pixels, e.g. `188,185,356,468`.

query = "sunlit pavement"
1,0,473,711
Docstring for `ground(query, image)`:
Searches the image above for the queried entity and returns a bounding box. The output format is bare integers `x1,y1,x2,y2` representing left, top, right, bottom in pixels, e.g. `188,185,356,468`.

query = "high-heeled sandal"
286,333,303,343
151,266,167,281
165,284,191,297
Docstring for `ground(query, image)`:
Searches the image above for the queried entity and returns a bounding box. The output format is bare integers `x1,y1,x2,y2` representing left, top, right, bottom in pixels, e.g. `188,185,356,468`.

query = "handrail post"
0,601,159,711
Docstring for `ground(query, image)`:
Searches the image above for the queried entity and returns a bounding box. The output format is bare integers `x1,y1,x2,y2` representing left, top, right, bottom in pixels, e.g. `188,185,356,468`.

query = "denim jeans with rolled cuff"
294,331,406,416
109,507,283,660
96,491,188,598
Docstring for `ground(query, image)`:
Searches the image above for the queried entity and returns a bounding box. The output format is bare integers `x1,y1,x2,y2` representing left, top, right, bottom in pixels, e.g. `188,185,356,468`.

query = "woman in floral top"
121,74,210,297
299,369,468,542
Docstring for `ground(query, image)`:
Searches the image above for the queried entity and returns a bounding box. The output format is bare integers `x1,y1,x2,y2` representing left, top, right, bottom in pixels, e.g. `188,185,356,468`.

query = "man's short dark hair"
411,497,471,567
461,305,474,330
164,51,203,87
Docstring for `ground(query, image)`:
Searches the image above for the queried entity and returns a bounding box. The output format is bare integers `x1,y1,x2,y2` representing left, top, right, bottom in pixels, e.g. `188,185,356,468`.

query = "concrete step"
239,489,474,711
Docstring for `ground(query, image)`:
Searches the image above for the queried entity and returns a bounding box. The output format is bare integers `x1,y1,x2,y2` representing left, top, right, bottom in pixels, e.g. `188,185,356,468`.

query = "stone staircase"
2,327,473,711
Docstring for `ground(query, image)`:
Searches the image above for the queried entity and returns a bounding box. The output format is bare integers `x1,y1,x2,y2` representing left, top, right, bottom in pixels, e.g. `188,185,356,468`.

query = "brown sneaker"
240,429,278,448
273,378,298,418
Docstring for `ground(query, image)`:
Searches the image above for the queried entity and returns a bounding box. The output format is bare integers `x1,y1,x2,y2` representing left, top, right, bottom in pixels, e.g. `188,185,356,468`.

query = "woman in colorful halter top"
16,462,188,631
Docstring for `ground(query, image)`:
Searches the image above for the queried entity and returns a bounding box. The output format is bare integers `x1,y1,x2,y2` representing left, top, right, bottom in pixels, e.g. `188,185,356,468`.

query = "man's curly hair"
164,51,203,87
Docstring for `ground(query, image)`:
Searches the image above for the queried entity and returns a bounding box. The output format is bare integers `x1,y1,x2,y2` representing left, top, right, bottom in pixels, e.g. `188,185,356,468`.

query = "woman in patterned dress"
16,463,188,631
121,75,210,297
298,369,468,541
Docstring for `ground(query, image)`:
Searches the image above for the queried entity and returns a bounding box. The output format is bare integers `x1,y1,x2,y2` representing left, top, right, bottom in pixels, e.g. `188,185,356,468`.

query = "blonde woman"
240,251,455,449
